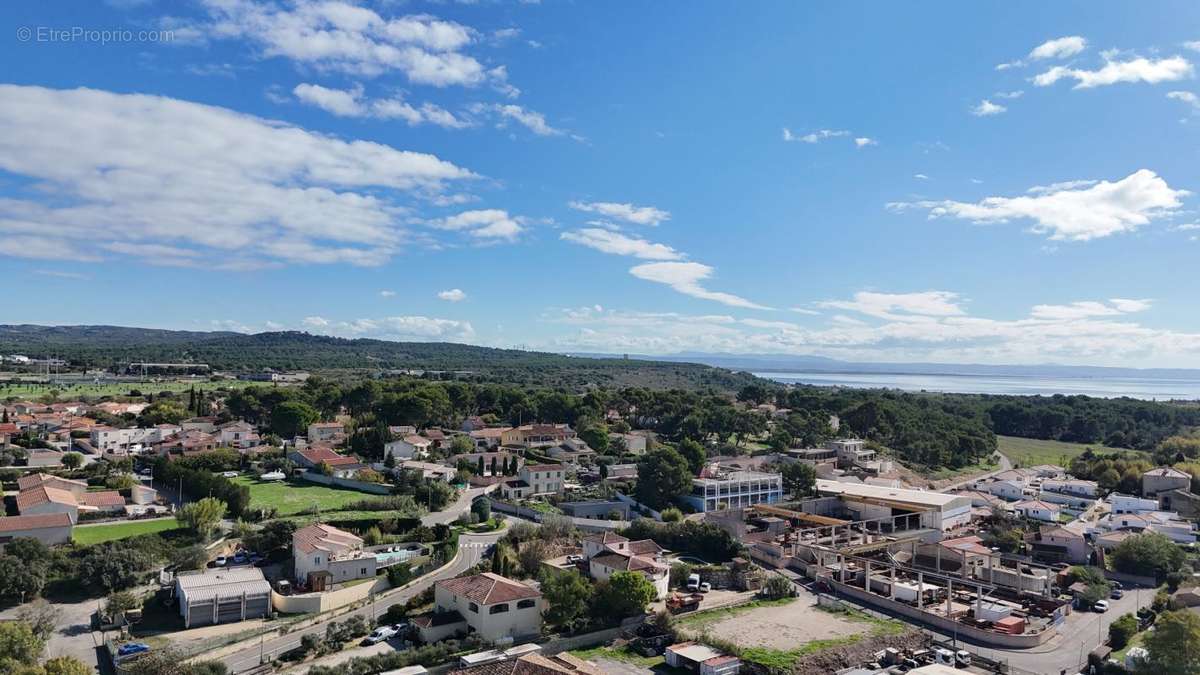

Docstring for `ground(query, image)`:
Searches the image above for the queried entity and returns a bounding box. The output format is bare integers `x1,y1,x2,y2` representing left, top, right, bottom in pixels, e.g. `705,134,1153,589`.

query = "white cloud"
189,0,510,90
629,262,770,310
303,315,475,341
567,201,670,226
1029,36,1088,60
0,85,475,267
437,288,466,302
380,290,396,297
544,295,1200,367
293,83,470,128
33,269,90,280
971,99,1007,116
889,170,1188,241
1185,41,1200,52
1034,55,1193,89
995,90,1024,99
818,291,966,321
1030,299,1150,320
560,228,683,260
854,137,877,148
1168,90,1200,112
428,209,524,240
466,103,570,137
783,128,850,144
914,174,930,180
997,36,1087,70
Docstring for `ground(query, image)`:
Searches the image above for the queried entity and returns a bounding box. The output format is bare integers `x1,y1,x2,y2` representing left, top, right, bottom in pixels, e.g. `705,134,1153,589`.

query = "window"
489,603,510,614
361,567,367,576
469,602,479,613
517,599,536,609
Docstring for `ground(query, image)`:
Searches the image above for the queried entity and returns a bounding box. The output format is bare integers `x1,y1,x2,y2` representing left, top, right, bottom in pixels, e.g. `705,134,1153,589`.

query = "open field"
677,598,906,671
233,476,377,516
0,378,263,400
997,435,1137,467
72,517,182,545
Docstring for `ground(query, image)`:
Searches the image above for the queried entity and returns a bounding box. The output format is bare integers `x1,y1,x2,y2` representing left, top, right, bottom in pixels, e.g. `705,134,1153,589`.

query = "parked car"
1111,588,1124,599
117,643,150,657
233,552,247,565
362,625,400,645
1094,600,1110,612
955,650,972,667
565,554,583,564
699,582,712,593
214,555,228,567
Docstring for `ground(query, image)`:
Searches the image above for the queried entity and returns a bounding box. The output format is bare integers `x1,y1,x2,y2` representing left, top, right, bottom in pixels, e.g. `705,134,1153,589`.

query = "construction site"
707,479,1072,648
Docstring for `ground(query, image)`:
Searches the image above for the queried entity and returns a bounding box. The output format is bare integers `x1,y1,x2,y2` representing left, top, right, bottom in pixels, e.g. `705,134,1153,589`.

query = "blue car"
117,643,150,657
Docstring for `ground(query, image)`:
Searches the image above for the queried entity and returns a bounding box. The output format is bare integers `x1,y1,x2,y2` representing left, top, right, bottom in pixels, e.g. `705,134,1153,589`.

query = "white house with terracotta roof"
386,435,433,461
17,473,87,495
292,523,377,589
417,573,542,644
582,532,669,599
216,421,261,450
1014,499,1060,523
1143,467,1191,497
16,485,80,523
0,513,73,547
307,422,346,444
288,446,364,478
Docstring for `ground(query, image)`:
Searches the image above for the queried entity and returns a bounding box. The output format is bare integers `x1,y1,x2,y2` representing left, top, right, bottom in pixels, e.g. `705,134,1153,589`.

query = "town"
2,367,1199,675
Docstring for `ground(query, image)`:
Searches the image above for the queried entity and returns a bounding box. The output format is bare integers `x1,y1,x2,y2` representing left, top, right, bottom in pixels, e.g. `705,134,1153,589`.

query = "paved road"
939,452,1014,493
420,486,492,526
220,530,503,673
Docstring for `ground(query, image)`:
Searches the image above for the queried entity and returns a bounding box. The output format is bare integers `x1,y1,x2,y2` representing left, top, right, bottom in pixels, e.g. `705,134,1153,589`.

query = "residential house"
400,460,458,483
386,435,433,461
986,479,1027,502
0,513,73,547
450,652,602,675
292,523,377,590
289,446,364,478
16,485,79,523
1108,493,1159,514
307,422,345,445
1042,479,1099,499
422,429,448,449
79,491,127,514
17,473,87,496
416,573,542,644
1143,467,1191,497
499,464,567,500
665,643,742,675
582,532,669,599
24,449,64,468
159,430,218,458
468,427,510,451
459,416,488,432
501,424,575,449
175,567,272,628
1014,499,1061,523
604,463,637,481
1096,510,1197,544
457,452,521,477
217,421,260,450
180,416,217,433
1031,524,1092,565
544,438,595,464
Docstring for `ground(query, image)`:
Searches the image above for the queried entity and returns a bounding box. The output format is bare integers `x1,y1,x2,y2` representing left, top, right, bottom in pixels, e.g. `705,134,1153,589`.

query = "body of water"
755,371,1200,400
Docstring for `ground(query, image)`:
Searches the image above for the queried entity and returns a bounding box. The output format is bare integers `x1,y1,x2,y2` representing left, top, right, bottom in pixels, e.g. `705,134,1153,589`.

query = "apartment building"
684,469,783,513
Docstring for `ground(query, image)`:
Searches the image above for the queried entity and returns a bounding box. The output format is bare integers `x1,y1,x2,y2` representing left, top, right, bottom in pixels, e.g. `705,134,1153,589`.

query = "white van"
686,574,700,591
933,647,956,665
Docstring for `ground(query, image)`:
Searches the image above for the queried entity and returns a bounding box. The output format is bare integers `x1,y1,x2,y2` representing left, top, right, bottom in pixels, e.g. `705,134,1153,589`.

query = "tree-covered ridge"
0,325,763,391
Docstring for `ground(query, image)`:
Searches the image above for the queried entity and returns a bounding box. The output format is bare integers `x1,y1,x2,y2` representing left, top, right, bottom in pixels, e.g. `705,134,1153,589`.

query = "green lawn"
72,518,183,545
998,435,1136,468
234,476,377,516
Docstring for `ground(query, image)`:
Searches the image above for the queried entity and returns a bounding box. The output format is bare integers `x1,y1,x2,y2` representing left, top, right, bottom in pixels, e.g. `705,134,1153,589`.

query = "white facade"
1042,479,1099,498
686,470,783,513
386,436,431,460
1108,493,1159,514
432,574,542,643
519,464,565,495
1015,500,1060,522
987,480,1026,502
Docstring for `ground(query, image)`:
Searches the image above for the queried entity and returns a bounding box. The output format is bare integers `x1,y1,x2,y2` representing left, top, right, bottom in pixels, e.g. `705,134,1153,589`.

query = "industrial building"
813,480,972,532
174,567,272,628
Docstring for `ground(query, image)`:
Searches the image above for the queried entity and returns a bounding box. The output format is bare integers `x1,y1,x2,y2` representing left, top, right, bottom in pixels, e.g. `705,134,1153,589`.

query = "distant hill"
0,325,762,392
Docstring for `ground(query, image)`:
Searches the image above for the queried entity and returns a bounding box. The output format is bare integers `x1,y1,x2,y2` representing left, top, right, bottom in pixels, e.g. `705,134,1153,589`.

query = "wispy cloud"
629,262,770,310
567,201,670,226
560,228,683,260
1034,55,1193,89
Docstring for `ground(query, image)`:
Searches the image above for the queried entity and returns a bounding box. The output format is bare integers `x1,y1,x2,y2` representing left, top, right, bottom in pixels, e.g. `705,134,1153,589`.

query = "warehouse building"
175,567,272,628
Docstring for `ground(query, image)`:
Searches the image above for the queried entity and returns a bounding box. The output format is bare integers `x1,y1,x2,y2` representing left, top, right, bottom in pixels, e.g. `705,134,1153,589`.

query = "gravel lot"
685,597,869,651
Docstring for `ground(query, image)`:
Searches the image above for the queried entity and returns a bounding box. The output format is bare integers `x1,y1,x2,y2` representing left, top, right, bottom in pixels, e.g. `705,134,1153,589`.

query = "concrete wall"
272,577,390,614
299,471,392,495
488,498,628,532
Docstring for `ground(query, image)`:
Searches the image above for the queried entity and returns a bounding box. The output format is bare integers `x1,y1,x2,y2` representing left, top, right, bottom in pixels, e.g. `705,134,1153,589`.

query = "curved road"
220,528,503,673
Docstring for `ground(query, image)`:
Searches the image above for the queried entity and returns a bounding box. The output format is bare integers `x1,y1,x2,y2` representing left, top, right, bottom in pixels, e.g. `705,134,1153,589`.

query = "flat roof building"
814,479,972,531
684,469,782,513
175,567,272,628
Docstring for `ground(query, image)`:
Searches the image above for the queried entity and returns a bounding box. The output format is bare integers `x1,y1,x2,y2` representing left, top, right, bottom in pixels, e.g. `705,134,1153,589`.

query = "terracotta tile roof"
16,485,77,510
0,512,73,532
17,473,86,491
437,573,540,605
452,653,603,675
590,551,662,573
626,539,664,556
80,491,126,508
297,447,359,466
293,523,364,555
524,464,563,473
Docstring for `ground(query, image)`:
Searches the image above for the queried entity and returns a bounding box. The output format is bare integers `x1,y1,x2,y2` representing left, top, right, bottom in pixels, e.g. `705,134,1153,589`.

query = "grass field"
72,518,182,545
998,435,1133,467
233,476,375,516
0,379,262,400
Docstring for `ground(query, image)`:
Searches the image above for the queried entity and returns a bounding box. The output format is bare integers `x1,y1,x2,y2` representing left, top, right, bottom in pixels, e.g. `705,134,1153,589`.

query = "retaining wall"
272,577,390,614
299,471,392,495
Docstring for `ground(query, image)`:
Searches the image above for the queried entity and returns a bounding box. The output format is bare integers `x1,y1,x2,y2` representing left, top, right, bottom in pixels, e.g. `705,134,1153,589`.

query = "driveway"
217,529,503,673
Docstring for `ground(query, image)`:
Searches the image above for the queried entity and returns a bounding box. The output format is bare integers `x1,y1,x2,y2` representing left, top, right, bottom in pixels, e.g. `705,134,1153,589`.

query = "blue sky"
3,1,1200,367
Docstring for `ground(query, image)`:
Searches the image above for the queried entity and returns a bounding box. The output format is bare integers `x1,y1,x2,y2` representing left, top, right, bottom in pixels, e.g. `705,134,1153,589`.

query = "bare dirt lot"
679,597,870,652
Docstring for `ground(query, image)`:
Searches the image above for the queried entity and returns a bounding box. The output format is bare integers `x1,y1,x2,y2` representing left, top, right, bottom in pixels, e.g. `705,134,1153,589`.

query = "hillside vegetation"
0,325,762,392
